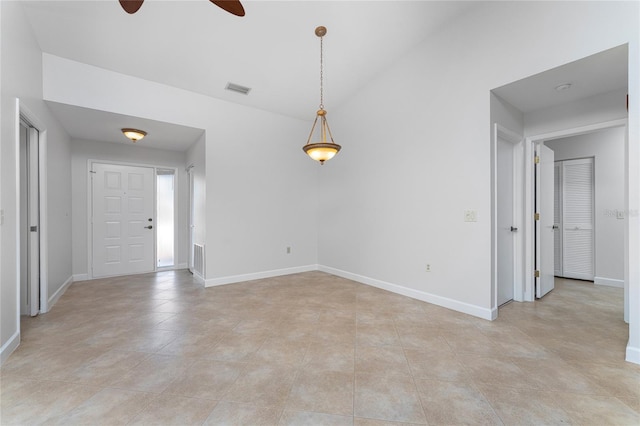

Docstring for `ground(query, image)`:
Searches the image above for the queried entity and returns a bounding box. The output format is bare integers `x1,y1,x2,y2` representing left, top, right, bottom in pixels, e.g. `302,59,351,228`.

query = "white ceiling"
45,101,205,150
492,44,628,113
24,0,477,119
21,1,629,151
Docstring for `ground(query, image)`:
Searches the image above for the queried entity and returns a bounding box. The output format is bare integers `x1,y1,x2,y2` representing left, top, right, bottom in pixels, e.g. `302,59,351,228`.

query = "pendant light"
302,26,341,165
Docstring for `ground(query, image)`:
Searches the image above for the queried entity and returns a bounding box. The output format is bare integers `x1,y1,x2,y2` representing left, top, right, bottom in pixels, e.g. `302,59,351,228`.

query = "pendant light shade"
303,26,341,164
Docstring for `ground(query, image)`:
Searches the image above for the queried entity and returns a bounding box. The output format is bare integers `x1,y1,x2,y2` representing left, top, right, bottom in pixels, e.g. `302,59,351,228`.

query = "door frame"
492,124,525,312
15,99,49,314
522,118,628,304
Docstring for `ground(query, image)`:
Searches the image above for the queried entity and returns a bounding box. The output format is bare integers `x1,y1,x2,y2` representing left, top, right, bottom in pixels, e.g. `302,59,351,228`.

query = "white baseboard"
205,265,318,287
626,344,640,365
192,270,205,283
73,273,88,282
48,276,73,310
0,331,20,366
318,265,494,320
594,277,624,288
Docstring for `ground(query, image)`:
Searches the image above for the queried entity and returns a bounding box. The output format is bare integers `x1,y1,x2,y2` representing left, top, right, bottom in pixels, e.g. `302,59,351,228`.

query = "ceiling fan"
119,0,245,17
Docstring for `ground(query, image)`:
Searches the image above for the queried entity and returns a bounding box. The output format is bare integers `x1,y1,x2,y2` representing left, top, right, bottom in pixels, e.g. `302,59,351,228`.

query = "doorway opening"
525,120,627,304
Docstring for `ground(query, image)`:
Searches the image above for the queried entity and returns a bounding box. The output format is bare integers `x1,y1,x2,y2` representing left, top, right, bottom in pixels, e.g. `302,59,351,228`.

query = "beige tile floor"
1,271,638,425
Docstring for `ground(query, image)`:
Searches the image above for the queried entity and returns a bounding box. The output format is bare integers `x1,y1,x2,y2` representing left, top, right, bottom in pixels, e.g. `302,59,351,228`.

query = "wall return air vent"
225,82,251,95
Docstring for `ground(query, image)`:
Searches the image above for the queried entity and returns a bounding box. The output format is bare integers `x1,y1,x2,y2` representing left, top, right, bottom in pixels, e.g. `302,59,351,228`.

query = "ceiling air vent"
225,82,251,95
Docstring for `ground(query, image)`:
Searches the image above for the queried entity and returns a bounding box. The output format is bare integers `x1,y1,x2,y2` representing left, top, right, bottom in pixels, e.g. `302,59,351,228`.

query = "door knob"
510,226,518,232
145,225,153,229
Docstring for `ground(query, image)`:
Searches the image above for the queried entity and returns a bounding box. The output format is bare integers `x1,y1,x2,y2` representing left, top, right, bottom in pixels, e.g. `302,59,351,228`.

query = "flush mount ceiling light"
121,128,147,142
555,83,572,91
302,26,341,165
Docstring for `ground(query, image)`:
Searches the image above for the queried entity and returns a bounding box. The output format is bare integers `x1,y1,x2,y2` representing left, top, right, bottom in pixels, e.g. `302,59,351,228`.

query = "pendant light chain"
319,35,324,110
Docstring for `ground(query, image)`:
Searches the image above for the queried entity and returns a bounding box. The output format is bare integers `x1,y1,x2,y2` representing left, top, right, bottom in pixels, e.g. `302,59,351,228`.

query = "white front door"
497,135,515,305
92,163,155,278
536,144,555,298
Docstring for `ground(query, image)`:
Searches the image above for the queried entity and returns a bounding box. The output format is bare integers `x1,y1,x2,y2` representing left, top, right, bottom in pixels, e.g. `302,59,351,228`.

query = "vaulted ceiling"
21,1,628,150
24,1,477,119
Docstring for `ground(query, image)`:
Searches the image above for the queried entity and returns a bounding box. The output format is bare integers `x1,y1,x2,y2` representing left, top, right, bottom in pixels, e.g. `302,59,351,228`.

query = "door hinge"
534,212,540,220
534,156,540,164
534,270,540,278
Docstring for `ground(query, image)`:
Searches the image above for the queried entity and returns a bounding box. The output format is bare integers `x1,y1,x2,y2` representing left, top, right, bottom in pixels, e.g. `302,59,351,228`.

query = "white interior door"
562,158,594,280
27,126,40,316
19,121,40,316
92,163,155,278
536,143,555,298
497,135,515,305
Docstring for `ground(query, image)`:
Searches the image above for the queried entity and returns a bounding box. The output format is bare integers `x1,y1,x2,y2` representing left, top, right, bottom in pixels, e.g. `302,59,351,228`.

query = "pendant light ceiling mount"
302,26,341,165
315,26,327,37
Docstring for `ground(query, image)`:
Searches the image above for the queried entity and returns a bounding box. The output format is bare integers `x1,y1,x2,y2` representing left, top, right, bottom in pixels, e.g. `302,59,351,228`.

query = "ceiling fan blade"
209,0,245,17
119,0,144,14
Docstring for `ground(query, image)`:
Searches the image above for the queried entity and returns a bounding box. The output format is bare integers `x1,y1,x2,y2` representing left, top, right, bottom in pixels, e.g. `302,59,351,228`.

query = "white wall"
70,138,190,278
1,1,72,364
319,0,639,359
42,54,319,285
547,127,625,285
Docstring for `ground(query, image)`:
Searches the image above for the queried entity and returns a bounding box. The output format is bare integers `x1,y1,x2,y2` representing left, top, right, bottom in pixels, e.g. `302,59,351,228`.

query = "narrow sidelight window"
156,169,175,267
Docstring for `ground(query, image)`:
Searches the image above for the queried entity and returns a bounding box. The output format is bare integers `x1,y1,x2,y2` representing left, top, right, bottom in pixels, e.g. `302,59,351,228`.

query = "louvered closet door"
562,158,594,280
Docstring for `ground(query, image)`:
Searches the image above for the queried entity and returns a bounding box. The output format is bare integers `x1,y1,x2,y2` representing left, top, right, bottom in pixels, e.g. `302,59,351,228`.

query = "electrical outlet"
426,264,431,272
464,210,477,222
286,246,291,254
